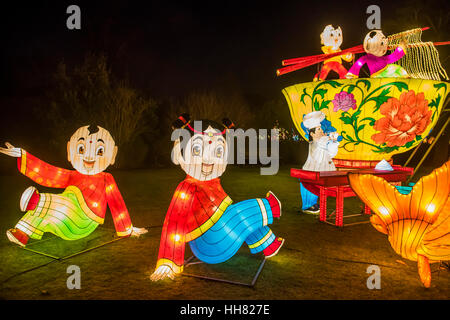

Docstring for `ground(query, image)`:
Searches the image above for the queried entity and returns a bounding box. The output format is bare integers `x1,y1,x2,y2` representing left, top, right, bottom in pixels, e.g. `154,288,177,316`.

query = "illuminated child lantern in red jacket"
0,125,147,247
150,115,284,281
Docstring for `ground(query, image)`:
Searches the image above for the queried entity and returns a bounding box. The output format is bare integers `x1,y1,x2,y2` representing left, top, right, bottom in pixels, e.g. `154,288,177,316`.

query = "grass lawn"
0,165,448,300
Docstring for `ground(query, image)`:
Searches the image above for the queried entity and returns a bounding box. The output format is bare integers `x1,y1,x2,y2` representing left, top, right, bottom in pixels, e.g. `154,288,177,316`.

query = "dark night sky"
0,1,409,97
0,0,448,140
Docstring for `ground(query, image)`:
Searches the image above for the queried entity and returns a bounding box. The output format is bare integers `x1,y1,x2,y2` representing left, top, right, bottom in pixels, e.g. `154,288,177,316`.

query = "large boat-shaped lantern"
279,27,450,166
283,78,448,162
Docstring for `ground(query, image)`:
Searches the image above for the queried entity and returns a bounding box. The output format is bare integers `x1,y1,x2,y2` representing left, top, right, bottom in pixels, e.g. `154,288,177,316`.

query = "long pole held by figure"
276,27,450,77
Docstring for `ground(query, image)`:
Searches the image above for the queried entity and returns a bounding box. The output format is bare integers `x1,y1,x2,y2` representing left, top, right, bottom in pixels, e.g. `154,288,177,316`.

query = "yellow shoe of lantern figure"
348,160,450,288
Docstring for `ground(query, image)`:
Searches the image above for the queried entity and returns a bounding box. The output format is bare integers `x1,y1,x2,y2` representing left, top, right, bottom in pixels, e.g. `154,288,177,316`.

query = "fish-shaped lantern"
348,160,450,287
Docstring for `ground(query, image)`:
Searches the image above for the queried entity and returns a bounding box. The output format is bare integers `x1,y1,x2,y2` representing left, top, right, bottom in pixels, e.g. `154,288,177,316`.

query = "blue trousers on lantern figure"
189,198,277,264
300,182,318,210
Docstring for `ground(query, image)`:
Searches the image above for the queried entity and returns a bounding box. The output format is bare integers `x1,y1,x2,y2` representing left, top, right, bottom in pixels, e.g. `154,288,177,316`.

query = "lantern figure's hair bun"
87,124,100,135
368,30,379,38
172,113,191,130
172,114,234,135
222,118,235,130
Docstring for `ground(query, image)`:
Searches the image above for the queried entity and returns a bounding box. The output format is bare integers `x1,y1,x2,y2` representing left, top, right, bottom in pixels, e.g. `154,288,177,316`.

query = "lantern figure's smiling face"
67,125,118,175
364,30,388,57
321,25,342,50
177,126,228,181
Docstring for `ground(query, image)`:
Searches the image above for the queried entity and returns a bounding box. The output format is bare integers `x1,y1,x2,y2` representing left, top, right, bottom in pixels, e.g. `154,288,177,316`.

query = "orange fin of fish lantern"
348,160,450,287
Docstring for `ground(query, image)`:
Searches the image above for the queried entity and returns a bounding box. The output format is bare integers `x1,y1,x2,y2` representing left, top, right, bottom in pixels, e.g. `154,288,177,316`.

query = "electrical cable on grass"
283,246,412,271
0,225,161,286
0,259,59,286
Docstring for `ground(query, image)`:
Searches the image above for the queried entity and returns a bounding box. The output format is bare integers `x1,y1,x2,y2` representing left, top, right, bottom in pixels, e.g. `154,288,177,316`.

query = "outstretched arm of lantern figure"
342,52,353,62
150,181,195,281
0,142,21,157
105,173,148,237
386,44,406,64
131,227,148,237
327,134,340,158
1,142,72,188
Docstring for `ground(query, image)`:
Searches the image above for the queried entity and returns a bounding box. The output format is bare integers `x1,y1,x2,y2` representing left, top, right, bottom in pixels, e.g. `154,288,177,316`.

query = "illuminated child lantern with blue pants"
150,114,284,281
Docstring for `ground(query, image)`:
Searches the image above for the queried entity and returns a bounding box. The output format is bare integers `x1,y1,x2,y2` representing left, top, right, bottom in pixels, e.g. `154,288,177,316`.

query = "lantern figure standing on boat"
0,125,148,247
150,114,283,281
300,111,341,214
314,25,353,81
346,30,408,79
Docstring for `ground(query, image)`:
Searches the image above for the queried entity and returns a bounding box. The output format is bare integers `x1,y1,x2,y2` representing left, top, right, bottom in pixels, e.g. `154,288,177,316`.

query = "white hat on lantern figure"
302,111,325,130
300,111,340,214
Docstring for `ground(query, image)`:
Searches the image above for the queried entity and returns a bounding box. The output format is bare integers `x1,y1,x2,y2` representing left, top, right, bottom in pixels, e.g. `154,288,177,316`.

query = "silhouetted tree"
44,53,158,168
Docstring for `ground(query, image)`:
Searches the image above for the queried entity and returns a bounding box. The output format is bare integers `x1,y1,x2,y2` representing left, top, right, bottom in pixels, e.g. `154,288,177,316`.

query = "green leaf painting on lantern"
334,81,411,153
299,80,344,112
427,84,446,122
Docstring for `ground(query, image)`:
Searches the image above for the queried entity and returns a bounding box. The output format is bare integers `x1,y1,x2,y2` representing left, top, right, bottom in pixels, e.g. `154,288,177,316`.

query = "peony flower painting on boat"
332,91,357,112
371,90,432,147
